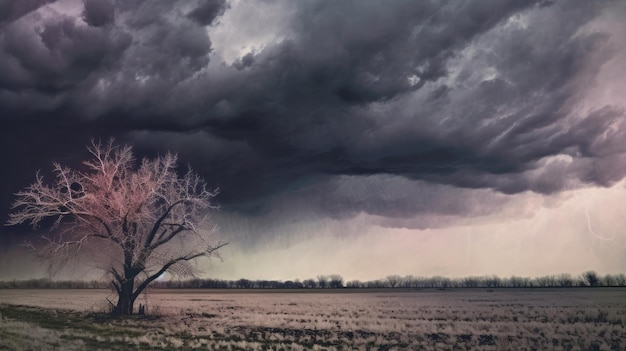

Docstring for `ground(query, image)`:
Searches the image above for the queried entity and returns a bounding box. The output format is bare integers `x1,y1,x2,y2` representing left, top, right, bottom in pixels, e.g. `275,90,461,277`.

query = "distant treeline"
1,271,625,289
0,279,108,289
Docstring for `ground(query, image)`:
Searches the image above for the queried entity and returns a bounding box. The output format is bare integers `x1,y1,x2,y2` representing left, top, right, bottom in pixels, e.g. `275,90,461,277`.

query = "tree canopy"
7,140,226,314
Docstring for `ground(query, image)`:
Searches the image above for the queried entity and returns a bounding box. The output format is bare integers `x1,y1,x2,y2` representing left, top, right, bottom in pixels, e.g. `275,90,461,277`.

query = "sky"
1,0,626,282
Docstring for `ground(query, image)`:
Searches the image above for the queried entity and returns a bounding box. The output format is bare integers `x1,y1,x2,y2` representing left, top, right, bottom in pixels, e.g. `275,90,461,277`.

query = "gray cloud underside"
1,0,626,227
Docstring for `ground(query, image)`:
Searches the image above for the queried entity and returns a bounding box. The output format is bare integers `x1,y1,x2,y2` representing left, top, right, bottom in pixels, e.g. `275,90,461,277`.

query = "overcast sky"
1,0,626,281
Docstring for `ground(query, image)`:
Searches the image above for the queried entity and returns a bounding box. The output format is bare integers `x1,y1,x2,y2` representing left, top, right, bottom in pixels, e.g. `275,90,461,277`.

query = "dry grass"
1,288,625,350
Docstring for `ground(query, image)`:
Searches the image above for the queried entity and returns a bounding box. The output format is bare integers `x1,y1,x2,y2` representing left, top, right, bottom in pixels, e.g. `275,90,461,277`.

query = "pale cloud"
208,0,296,64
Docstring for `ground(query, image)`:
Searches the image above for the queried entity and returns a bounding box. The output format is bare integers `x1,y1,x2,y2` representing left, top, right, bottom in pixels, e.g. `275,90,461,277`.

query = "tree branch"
149,225,190,251
144,199,188,249
132,242,228,301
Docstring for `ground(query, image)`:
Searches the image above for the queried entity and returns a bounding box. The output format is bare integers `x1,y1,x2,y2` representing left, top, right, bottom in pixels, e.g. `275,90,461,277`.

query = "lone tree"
7,140,227,315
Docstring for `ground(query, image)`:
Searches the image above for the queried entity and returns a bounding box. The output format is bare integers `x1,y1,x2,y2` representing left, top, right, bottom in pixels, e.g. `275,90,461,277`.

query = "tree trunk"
115,279,135,315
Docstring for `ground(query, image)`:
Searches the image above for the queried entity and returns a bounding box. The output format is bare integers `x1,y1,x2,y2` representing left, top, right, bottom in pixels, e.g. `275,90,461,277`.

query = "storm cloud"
2,0,626,239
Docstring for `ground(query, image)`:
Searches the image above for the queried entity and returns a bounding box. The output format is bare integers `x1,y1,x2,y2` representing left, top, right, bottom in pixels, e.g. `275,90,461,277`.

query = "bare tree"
236,279,253,289
328,274,344,288
7,140,227,315
582,271,600,287
484,275,502,288
603,274,616,287
302,279,317,288
346,280,363,288
399,275,414,288
534,275,557,288
385,275,402,288
317,275,328,288
614,274,626,287
556,274,574,287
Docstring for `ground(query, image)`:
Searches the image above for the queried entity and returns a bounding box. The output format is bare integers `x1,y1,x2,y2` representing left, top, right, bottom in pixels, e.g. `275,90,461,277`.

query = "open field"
1,288,626,350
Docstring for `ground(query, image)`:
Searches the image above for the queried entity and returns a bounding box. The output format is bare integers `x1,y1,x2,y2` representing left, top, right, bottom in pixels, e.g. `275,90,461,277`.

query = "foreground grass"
0,304,165,351
0,304,345,351
2,289,626,350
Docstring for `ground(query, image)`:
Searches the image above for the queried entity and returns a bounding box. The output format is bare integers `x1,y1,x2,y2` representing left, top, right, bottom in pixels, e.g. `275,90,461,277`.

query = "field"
1,288,625,350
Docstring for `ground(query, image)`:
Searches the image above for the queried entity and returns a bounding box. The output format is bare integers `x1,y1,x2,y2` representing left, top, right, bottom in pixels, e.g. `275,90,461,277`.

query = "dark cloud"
1,0,626,236
187,0,228,26
0,0,56,25
82,0,115,27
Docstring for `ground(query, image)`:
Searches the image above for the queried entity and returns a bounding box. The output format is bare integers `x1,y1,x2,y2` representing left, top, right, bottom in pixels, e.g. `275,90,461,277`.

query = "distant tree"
582,271,600,287
329,274,344,288
462,277,480,288
399,275,414,288
236,279,253,289
268,280,282,288
603,274,616,287
386,275,402,288
367,279,386,288
257,280,271,289
410,276,427,288
614,274,626,287
535,275,552,288
556,274,574,287
431,275,452,288
7,140,227,315
484,275,502,288
302,279,317,288
346,280,363,288
507,276,527,288
317,275,328,288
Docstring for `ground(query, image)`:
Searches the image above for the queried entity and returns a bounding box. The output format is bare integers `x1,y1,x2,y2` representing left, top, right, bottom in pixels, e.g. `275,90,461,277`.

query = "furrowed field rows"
1,288,625,350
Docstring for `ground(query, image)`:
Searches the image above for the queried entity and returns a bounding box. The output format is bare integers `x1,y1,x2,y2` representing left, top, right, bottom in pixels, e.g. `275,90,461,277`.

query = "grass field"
1,288,625,350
